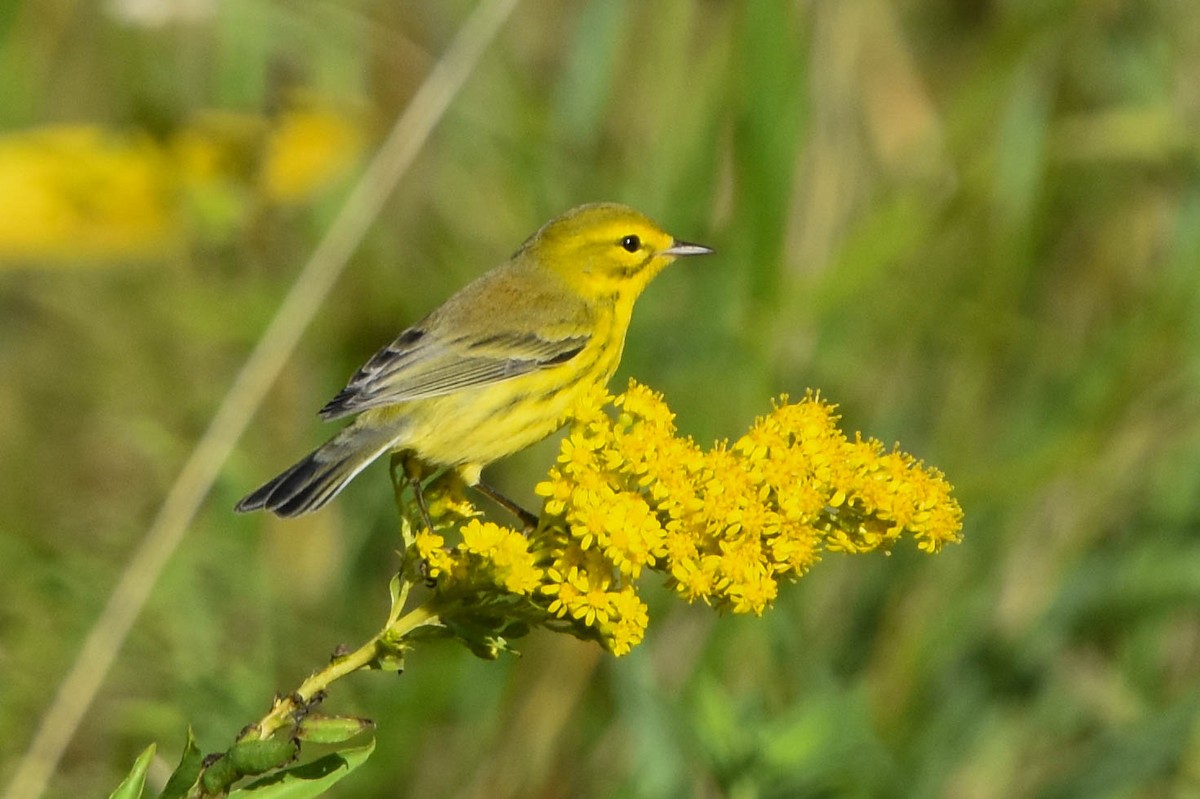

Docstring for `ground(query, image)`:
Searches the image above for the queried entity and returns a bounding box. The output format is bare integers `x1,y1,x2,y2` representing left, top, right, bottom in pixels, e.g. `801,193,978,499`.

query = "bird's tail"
235,422,402,517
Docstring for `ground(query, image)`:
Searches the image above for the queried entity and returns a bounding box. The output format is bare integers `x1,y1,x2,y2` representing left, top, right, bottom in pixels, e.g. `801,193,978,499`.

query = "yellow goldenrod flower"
459,519,542,596
599,587,649,656
406,380,962,657
414,529,453,582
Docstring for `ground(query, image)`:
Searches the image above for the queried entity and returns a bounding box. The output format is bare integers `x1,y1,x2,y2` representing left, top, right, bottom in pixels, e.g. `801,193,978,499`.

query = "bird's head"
523,203,712,301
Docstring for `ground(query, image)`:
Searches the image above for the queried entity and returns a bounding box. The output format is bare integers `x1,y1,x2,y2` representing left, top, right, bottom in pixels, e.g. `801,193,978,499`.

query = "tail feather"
235,424,401,517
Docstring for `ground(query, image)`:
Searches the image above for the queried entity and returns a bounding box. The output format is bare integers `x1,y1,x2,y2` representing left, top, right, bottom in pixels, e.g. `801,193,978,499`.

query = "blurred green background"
3,0,1200,796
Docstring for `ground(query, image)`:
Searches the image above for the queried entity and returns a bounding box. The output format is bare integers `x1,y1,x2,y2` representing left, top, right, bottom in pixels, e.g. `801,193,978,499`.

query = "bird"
235,202,712,518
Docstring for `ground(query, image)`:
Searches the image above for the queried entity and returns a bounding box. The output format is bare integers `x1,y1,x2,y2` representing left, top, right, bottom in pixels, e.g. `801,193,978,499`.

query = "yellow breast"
385,299,632,483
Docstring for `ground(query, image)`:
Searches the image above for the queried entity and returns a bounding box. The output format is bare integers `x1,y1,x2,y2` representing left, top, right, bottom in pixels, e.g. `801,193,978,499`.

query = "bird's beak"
663,239,714,257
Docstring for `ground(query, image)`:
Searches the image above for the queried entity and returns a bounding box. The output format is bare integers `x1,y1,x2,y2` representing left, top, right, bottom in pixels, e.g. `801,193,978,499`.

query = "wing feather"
318,327,589,419
319,259,596,420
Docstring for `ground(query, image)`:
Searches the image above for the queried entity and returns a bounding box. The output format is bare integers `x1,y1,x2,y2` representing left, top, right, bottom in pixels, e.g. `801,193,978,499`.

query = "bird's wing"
318,324,590,420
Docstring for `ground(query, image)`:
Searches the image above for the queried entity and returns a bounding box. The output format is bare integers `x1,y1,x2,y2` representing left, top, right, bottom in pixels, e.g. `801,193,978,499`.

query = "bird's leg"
474,480,539,531
408,473,434,533
390,452,435,533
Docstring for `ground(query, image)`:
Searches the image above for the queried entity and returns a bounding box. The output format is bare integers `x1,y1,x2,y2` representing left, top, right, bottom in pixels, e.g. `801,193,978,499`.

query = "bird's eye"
620,234,641,253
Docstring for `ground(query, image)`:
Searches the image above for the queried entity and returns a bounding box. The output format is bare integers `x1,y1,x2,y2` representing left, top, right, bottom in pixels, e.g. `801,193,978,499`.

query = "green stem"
249,600,442,740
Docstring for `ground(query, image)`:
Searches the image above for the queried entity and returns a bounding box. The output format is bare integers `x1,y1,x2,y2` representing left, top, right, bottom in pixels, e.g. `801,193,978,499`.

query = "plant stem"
249,601,441,740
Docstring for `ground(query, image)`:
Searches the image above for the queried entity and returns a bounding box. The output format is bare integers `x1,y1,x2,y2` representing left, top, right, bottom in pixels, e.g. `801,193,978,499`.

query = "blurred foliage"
2,0,1200,797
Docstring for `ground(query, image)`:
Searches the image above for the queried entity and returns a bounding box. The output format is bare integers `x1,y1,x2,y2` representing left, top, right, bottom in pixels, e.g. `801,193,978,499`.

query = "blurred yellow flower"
0,96,363,266
259,103,362,203
0,126,176,262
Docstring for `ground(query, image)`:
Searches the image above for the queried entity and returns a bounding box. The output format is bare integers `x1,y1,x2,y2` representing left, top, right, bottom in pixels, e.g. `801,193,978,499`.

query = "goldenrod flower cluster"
407,381,962,659
415,521,541,598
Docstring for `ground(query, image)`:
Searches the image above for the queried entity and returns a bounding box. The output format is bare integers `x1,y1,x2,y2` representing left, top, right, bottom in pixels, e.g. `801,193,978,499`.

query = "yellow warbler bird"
236,202,712,517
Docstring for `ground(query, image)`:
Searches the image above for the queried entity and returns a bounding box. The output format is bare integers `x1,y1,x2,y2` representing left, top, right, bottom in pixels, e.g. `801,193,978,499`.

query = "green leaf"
370,632,408,672
200,754,239,795
108,744,156,799
294,714,375,744
226,738,298,775
399,623,452,644
228,739,375,799
498,619,531,640
387,572,402,608
443,616,522,660
157,729,203,799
